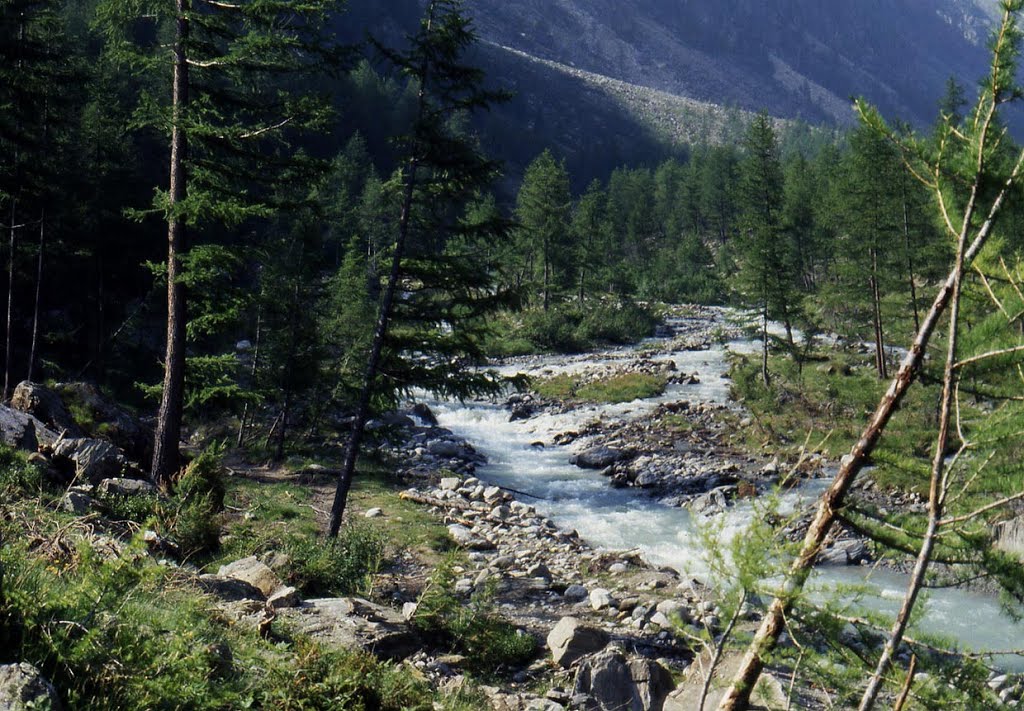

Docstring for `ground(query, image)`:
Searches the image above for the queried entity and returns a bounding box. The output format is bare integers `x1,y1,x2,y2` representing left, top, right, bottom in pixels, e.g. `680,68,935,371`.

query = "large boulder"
10,381,83,437
52,382,153,463
280,597,421,660
217,557,283,597
51,438,127,484
571,446,627,470
572,649,673,711
0,662,62,711
196,574,266,602
546,616,610,668
0,406,56,453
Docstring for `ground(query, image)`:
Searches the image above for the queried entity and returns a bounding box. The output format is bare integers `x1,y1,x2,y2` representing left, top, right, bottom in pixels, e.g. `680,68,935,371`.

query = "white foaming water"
423,313,1024,669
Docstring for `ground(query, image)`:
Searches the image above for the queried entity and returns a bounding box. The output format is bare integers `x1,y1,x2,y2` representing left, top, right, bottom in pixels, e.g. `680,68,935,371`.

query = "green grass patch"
533,372,667,404
0,531,461,710
482,300,660,356
729,350,943,494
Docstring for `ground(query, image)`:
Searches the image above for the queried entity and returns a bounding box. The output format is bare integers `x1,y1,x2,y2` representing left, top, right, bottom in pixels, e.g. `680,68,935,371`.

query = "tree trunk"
3,199,15,402
237,303,262,448
152,1,189,489
26,207,43,383
902,177,921,333
716,158,1016,709
870,247,887,379
761,275,770,386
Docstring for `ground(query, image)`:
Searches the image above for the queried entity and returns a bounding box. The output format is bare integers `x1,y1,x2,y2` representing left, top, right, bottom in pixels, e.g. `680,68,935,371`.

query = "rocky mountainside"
463,0,999,127
338,0,1004,187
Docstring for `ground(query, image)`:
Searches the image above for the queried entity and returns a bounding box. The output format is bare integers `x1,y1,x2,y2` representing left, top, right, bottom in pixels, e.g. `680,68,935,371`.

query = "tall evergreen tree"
327,0,510,536
95,0,344,486
735,111,793,384
515,149,572,310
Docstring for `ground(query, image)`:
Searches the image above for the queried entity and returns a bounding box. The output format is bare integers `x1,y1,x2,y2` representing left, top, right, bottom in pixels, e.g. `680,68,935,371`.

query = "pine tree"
735,111,794,384
327,0,510,536
515,149,573,310
94,0,345,487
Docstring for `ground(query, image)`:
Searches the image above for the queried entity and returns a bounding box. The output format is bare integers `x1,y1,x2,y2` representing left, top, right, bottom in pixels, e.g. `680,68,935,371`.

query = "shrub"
413,559,536,674
0,535,440,709
0,446,46,501
285,524,386,597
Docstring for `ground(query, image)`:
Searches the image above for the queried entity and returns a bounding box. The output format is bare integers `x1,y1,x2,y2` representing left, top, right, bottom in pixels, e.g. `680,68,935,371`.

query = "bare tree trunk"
237,303,262,448
870,247,888,379
3,199,15,402
152,1,189,489
716,143,1023,710
697,590,747,711
902,176,921,332
891,655,917,711
858,211,968,711
27,207,43,383
761,276,770,386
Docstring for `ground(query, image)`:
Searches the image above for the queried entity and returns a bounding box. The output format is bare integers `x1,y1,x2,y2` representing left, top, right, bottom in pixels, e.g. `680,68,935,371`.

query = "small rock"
440,477,461,491
608,563,628,575
563,584,588,602
364,507,384,518
402,602,419,621
589,588,615,611
267,586,301,609
60,490,92,514
218,556,283,597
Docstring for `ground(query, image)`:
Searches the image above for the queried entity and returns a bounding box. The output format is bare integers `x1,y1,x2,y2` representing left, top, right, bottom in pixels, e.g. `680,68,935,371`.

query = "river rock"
411,402,439,426
589,588,615,611
61,490,93,515
571,447,627,470
448,524,495,550
196,574,266,602
11,381,83,437
0,663,62,711
572,649,673,711
53,382,153,462
817,539,870,566
267,586,301,609
440,477,461,490
547,616,610,668
563,584,588,602
655,599,690,624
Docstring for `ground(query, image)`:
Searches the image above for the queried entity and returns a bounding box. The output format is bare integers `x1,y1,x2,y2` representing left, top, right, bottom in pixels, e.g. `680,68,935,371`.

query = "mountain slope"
463,0,998,127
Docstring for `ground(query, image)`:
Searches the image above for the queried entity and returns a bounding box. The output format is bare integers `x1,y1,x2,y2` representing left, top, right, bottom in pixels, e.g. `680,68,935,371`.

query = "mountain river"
423,308,1024,669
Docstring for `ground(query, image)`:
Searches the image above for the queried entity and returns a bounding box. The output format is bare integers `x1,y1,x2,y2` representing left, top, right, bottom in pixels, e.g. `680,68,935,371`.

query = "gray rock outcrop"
546,616,610,668
572,649,673,711
0,663,62,711
281,597,420,660
11,381,83,437
0,406,56,453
